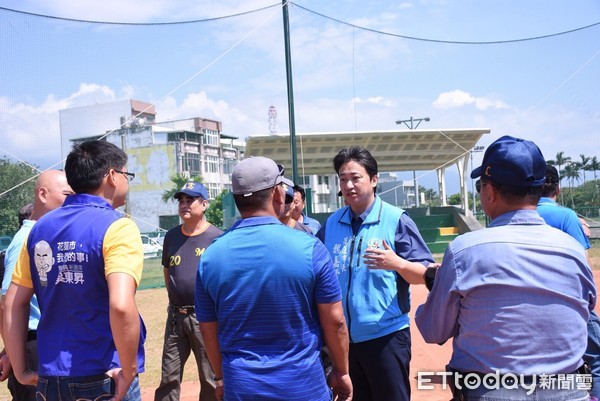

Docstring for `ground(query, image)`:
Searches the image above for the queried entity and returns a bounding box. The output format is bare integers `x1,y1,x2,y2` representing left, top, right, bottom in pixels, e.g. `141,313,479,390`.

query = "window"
183,153,200,176
202,129,219,146
204,156,219,174
223,159,236,175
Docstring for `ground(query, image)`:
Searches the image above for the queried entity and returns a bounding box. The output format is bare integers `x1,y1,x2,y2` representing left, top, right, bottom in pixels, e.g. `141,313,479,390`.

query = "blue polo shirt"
537,197,590,249
196,216,340,401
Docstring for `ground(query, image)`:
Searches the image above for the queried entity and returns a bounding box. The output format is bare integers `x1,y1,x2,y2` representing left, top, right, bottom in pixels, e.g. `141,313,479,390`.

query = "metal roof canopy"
246,128,490,212
246,128,491,214
246,128,489,174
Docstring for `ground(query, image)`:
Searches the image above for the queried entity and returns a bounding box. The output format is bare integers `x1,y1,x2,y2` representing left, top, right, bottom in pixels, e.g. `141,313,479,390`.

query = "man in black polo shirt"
154,181,222,401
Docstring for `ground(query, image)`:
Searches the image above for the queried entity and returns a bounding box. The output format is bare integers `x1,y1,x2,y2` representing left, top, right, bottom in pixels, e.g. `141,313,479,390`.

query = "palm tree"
587,156,599,182
589,156,600,199
551,151,571,204
562,163,580,208
161,173,204,203
579,154,591,185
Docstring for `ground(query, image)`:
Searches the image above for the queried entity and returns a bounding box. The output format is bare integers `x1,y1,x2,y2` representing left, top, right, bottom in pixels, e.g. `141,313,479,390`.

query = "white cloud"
433,89,510,110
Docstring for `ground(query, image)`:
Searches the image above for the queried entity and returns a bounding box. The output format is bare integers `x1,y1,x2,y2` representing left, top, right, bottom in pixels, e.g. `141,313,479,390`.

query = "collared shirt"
301,214,321,234
537,197,590,250
2,219,40,331
12,194,146,376
196,215,340,401
416,209,596,375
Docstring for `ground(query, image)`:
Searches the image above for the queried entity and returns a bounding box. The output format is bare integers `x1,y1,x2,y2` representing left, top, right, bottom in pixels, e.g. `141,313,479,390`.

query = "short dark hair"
233,187,273,213
541,181,559,198
293,185,306,201
333,146,378,179
65,140,127,194
482,177,543,204
18,203,34,226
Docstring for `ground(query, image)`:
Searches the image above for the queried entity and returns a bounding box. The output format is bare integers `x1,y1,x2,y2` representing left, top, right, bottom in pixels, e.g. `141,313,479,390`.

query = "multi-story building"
59,99,244,232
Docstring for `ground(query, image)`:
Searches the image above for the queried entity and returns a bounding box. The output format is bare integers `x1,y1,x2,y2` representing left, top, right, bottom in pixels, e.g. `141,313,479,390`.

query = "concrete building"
59,99,244,232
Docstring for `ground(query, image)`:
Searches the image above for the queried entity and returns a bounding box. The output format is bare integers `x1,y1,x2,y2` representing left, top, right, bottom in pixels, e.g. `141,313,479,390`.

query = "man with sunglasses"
195,156,352,401
4,140,145,401
416,136,595,400
278,178,312,234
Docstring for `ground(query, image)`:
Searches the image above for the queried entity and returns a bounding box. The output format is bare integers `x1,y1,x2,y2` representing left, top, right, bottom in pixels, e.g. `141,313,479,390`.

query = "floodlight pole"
282,0,299,184
395,116,430,208
395,116,430,130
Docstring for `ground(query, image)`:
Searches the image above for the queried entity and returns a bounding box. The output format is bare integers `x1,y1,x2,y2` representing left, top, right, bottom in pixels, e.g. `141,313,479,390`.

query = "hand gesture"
363,239,402,272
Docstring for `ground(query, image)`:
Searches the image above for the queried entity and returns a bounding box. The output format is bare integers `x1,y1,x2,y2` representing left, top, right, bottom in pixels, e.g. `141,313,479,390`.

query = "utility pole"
282,0,298,184
395,116,430,208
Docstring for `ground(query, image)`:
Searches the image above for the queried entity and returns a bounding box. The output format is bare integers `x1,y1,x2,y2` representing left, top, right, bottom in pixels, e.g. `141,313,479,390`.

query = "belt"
170,305,195,315
27,330,37,342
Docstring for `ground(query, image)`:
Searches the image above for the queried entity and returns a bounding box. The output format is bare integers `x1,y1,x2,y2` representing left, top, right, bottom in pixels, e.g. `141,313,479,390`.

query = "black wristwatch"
214,377,224,387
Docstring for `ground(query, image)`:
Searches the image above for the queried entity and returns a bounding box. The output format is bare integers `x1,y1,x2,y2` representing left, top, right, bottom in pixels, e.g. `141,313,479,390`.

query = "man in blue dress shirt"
416,136,596,400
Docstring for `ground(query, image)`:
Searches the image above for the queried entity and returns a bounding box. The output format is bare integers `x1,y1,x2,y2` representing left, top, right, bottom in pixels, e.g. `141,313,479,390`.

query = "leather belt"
170,305,195,315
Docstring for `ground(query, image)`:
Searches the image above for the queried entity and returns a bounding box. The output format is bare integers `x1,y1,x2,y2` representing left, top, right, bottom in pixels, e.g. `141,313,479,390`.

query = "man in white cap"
195,156,352,401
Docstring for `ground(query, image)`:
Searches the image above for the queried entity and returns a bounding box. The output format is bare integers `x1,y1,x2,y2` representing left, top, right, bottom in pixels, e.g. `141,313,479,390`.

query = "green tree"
206,189,228,229
579,154,591,184
562,163,580,208
447,193,462,205
586,156,599,182
161,173,203,203
549,152,571,204
0,159,38,236
422,188,440,206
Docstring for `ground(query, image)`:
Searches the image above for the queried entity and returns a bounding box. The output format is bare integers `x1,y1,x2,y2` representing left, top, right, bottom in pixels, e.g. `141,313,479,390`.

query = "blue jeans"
36,374,141,401
585,310,600,398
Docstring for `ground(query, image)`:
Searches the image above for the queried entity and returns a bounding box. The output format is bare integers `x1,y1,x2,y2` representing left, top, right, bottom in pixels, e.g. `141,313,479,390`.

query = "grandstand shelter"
245,128,491,214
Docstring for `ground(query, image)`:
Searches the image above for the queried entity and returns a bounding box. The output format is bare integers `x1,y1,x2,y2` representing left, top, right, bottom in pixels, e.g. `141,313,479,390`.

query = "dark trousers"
8,337,37,401
154,307,216,401
349,328,411,401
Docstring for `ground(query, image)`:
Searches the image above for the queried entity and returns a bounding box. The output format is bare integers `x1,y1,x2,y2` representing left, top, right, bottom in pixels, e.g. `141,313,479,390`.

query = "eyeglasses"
114,169,135,182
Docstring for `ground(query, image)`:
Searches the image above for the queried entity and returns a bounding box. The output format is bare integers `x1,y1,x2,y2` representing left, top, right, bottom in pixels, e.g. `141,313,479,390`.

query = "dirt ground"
141,265,600,401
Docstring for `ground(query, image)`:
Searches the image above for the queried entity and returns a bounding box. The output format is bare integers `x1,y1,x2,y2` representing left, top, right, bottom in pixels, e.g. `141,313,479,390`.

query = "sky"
0,0,599,193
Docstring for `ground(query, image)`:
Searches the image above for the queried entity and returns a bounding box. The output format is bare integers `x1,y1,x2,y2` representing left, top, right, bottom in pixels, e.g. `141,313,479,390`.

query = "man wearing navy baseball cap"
155,180,223,401
416,136,595,400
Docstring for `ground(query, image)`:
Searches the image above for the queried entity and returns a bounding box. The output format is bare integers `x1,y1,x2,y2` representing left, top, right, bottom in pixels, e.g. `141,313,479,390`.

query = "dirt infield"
140,282,450,401
141,269,600,401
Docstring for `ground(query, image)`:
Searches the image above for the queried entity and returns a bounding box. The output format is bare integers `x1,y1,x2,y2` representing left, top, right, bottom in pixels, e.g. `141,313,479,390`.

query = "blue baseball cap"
470,135,546,187
281,177,295,202
174,181,209,200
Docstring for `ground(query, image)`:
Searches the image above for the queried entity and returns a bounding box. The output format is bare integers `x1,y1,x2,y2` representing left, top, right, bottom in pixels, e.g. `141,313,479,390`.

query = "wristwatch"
214,377,224,387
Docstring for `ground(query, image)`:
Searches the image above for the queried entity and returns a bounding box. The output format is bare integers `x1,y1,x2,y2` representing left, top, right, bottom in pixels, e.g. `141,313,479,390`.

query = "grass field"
1,247,599,400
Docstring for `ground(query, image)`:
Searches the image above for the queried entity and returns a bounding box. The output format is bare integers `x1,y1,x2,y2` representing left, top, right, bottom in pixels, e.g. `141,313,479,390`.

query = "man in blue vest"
4,140,145,401
0,170,73,401
317,146,434,401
